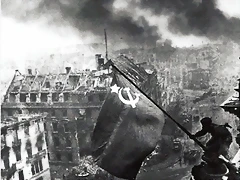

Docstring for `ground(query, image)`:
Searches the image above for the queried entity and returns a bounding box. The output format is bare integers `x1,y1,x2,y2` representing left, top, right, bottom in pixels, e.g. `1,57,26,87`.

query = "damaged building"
1,113,50,180
1,54,163,179
1,54,112,180
221,78,240,146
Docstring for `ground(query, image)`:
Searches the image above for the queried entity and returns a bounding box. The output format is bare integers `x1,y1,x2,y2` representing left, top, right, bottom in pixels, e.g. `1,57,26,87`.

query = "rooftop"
220,94,240,107
5,67,111,96
220,81,240,118
2,55,152,106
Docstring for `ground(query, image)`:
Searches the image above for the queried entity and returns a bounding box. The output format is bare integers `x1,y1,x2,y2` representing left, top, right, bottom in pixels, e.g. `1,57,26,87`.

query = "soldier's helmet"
200,117,212,126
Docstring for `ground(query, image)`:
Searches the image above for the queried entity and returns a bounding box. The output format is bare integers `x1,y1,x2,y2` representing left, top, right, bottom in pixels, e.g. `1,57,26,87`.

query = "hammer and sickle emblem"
118,87,140,108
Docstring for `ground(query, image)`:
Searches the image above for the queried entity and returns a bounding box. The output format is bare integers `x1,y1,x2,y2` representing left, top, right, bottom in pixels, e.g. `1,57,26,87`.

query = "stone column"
36,93,41,103
59,93,64,102
15,93,20,103
47,93,52,104
26,93,30,103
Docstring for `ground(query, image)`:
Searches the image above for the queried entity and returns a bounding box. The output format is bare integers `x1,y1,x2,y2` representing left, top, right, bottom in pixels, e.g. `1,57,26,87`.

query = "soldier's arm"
194,128,208,137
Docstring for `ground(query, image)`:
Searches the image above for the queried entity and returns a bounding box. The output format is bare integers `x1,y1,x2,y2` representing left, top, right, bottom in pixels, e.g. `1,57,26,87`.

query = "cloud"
112,3,211,47
216,0,240,19
1,17,83,58
1,0,160,47
2,0,240,49
138,0,240,42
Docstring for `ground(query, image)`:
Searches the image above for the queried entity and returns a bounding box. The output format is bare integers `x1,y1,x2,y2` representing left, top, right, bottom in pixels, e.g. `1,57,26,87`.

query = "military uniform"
194,118,232,158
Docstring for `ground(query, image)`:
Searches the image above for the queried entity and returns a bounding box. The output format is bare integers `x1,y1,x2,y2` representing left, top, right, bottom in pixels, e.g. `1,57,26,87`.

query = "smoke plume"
2,0,240,46
139,0,240,42
1,0,159,47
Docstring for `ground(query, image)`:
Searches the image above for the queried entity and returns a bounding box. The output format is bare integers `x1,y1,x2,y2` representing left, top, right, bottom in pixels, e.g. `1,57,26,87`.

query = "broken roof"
220,84,240,118
5,68,111,96
4,55,153,102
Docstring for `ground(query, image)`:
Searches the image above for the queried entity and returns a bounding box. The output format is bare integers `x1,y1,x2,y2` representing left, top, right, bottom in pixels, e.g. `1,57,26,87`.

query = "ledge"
2,102,104,108
26,149,47,164
49,161,78,166
29,168,50,180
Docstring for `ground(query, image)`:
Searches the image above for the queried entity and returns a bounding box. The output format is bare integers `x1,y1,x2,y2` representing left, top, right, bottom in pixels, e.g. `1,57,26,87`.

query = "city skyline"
1,1,240,180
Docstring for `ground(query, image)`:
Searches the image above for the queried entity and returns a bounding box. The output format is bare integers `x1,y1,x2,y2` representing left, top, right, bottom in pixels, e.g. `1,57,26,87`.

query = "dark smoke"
2,0,240,45
1,0,160,46
75,0,159,45
140,0,240,42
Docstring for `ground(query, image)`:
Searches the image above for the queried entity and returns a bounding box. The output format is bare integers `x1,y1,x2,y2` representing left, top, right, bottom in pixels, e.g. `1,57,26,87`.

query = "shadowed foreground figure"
190,117,240,180
193,117,232,160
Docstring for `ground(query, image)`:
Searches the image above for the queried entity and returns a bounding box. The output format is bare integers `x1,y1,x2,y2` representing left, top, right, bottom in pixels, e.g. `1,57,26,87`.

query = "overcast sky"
1,0,240,96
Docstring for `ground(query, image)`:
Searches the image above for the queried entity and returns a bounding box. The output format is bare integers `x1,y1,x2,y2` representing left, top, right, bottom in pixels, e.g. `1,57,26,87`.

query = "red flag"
91,71,165,179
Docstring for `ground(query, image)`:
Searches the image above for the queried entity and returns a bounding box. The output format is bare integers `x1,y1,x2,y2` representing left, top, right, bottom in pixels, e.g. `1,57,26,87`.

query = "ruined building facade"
1,55,112,180
221,78,240,146
1,114,50,180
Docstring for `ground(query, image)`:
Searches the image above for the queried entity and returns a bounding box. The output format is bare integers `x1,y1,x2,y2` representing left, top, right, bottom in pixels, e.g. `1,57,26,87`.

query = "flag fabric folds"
106,55,149,85
112,55,160,103
91,70,165,180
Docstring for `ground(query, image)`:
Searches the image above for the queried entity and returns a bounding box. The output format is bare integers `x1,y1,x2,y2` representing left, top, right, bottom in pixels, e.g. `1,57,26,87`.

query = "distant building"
1,113,50,180
185,68,210,90
221,79,240,147
220,79,240,119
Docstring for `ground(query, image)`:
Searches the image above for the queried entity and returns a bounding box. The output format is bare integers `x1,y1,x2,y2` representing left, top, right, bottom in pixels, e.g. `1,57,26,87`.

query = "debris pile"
65,156,114,180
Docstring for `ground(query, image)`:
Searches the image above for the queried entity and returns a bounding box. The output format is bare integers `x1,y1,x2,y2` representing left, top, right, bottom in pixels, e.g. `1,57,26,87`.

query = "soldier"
190,118,239,179
192,117,232,162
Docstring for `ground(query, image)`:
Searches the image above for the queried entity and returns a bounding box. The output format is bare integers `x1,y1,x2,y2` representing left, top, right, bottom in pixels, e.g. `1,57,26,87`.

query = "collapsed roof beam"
4,70,22,99
29,69,39,92
18,75,27,93
62,68,72,92
50,74,60,93
73,74,91,92
40,75,48,91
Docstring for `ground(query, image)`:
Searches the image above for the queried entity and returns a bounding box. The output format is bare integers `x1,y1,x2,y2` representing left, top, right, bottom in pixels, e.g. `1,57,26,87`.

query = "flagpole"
104,29,108,61
104,29,111,87
110,62,207,151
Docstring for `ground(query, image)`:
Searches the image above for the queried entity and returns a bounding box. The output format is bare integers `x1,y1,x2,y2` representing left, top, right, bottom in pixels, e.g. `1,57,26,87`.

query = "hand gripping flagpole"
109,60,207,151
